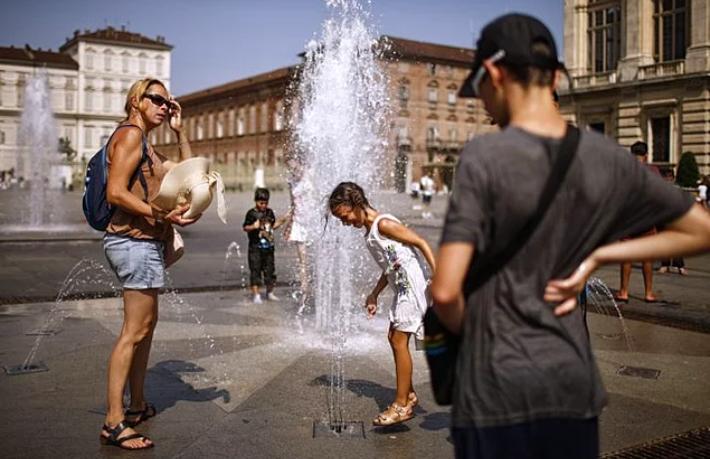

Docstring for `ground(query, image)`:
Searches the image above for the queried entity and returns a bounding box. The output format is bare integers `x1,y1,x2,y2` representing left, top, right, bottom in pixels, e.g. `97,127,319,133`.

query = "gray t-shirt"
442,126,693,428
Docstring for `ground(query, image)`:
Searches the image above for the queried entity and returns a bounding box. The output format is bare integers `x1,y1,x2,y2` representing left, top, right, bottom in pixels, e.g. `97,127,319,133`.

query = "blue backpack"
82,124,149,231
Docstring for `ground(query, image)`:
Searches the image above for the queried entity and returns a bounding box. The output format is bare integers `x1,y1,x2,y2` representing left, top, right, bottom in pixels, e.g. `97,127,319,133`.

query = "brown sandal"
373,402,414,426
125,402,157,427
100,421,154,450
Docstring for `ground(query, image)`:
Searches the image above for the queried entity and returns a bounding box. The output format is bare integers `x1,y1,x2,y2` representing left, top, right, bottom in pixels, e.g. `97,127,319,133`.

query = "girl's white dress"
366,214,432,343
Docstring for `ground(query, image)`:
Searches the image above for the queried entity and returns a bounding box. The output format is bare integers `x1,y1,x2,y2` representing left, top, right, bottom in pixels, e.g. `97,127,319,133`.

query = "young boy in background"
243,188,286,303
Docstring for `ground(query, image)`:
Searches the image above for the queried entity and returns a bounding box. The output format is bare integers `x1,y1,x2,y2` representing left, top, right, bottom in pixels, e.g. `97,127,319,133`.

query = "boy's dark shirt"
442,127,693,428
243,207,276,248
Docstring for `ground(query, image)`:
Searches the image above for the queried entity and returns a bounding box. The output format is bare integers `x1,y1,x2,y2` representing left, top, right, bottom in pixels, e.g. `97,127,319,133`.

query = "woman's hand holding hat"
165,203,201,227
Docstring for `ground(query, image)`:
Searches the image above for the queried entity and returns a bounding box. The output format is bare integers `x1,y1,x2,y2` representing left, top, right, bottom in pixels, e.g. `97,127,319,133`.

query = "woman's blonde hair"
120,77,166,123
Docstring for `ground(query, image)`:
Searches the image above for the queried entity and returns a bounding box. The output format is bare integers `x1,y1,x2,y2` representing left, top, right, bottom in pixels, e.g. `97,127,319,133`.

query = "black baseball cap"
459,13,563,98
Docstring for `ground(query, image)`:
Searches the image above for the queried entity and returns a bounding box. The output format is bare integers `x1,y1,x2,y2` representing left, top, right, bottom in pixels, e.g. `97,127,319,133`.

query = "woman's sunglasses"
143,93,172,108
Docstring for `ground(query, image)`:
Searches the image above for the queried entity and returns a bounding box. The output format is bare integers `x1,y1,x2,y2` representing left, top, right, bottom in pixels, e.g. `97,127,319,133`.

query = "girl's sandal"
100,421,154,450
408,392,419,408
125,402,157,427
373,402,414,426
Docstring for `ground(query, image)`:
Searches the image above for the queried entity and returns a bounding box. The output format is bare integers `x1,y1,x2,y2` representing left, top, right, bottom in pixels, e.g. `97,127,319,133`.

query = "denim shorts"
103,234,165,289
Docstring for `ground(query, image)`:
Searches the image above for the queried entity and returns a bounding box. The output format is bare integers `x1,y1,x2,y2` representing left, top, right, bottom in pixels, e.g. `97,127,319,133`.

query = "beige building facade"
156,36,494,191
0,27,172,181
561,0,710,173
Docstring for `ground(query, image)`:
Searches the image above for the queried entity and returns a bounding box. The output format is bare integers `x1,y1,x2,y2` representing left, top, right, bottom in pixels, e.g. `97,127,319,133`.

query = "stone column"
564,0,588,78
685,0,710,73
618,0,655,81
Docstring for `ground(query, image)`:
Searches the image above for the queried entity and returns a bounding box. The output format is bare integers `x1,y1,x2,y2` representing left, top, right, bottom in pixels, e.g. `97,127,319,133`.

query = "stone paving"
1,286,710,458
1,189,710,457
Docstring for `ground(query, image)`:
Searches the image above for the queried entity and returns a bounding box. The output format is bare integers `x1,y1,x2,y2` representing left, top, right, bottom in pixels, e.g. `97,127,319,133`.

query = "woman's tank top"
105,125,171,241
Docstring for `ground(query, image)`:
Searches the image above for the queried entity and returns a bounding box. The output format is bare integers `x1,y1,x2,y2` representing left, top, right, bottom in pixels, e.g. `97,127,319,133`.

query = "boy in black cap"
431,13,710,459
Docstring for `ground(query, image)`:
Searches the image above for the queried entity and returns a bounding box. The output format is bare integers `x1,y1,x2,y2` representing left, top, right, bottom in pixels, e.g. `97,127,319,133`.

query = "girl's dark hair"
324,182,372,231
328,182,370,213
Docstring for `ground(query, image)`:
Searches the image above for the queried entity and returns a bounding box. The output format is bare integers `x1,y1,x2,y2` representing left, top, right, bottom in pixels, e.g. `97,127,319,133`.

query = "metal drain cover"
4,362,49,375
617,365,661,380
313,421,365,439
602,426,710,458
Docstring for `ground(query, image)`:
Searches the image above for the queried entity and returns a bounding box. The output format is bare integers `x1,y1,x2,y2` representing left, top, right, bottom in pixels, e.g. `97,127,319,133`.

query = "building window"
104,50,113,72
122,53,130,73
197,117,204,140
65,81,74,111
273,101,284,131
85,90,93,112
449,128,458,141
588,122,605,134
587,3,621,73
428,88,438,103
237,116,245,136
103,89,111,112
0,130,5,145
86,50,95,70
261,102,268,132
139,53,147,74
447,90,456,105
85,126,93,148
156,56,164,76
427,63,437,76
426,126,439,141
216,118,224,138
398,85,409,101
249,106,256,134
650,116,671,163
17,77,25,107
654,0,689,62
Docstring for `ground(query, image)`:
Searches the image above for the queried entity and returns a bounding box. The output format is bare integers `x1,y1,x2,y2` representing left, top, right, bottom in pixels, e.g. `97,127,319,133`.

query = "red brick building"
153,36,494,191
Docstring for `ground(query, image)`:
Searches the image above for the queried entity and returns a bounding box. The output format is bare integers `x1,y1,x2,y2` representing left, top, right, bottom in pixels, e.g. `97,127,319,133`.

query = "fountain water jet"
16,71,64,226
4,258,120,375
292,0,391,433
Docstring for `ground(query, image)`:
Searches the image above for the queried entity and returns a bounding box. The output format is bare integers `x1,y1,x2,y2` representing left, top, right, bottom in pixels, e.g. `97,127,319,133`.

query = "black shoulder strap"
109,124,150,201
466,124,581,294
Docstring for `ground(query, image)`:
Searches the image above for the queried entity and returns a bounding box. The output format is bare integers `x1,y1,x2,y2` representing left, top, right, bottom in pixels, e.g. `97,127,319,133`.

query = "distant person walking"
420,172,435,219
101,78,200,450
431,13,710,459
616,141,660,302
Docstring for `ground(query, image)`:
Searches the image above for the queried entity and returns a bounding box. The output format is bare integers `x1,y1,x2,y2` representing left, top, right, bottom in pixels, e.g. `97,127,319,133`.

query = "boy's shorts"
248,247,276,286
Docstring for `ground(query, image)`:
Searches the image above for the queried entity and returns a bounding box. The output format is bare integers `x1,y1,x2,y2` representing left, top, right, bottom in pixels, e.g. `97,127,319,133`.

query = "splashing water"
585,277,635,351
221,241,245,290
22,259,120,369
291,0,391,426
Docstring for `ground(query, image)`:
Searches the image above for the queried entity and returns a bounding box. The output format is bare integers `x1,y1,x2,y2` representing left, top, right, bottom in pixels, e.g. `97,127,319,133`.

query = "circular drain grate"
602,426,710,458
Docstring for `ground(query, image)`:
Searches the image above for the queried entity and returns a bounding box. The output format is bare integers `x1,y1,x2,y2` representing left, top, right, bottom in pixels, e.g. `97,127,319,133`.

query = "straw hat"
152,157,226,221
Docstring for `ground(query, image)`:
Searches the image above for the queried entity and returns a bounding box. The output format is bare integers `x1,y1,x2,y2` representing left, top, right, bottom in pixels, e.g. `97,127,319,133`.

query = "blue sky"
0,0,563,96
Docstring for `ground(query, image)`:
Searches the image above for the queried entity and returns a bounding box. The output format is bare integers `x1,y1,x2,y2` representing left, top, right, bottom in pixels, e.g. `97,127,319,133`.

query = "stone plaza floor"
1,190,709,457
1,286,710,458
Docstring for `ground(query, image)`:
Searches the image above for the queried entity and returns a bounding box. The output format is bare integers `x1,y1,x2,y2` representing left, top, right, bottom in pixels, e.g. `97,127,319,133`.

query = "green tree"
676,151,700,188
58,136,76,162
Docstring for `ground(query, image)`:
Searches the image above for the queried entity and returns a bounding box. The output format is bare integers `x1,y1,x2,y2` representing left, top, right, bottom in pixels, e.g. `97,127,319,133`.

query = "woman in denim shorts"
100,78,200,450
